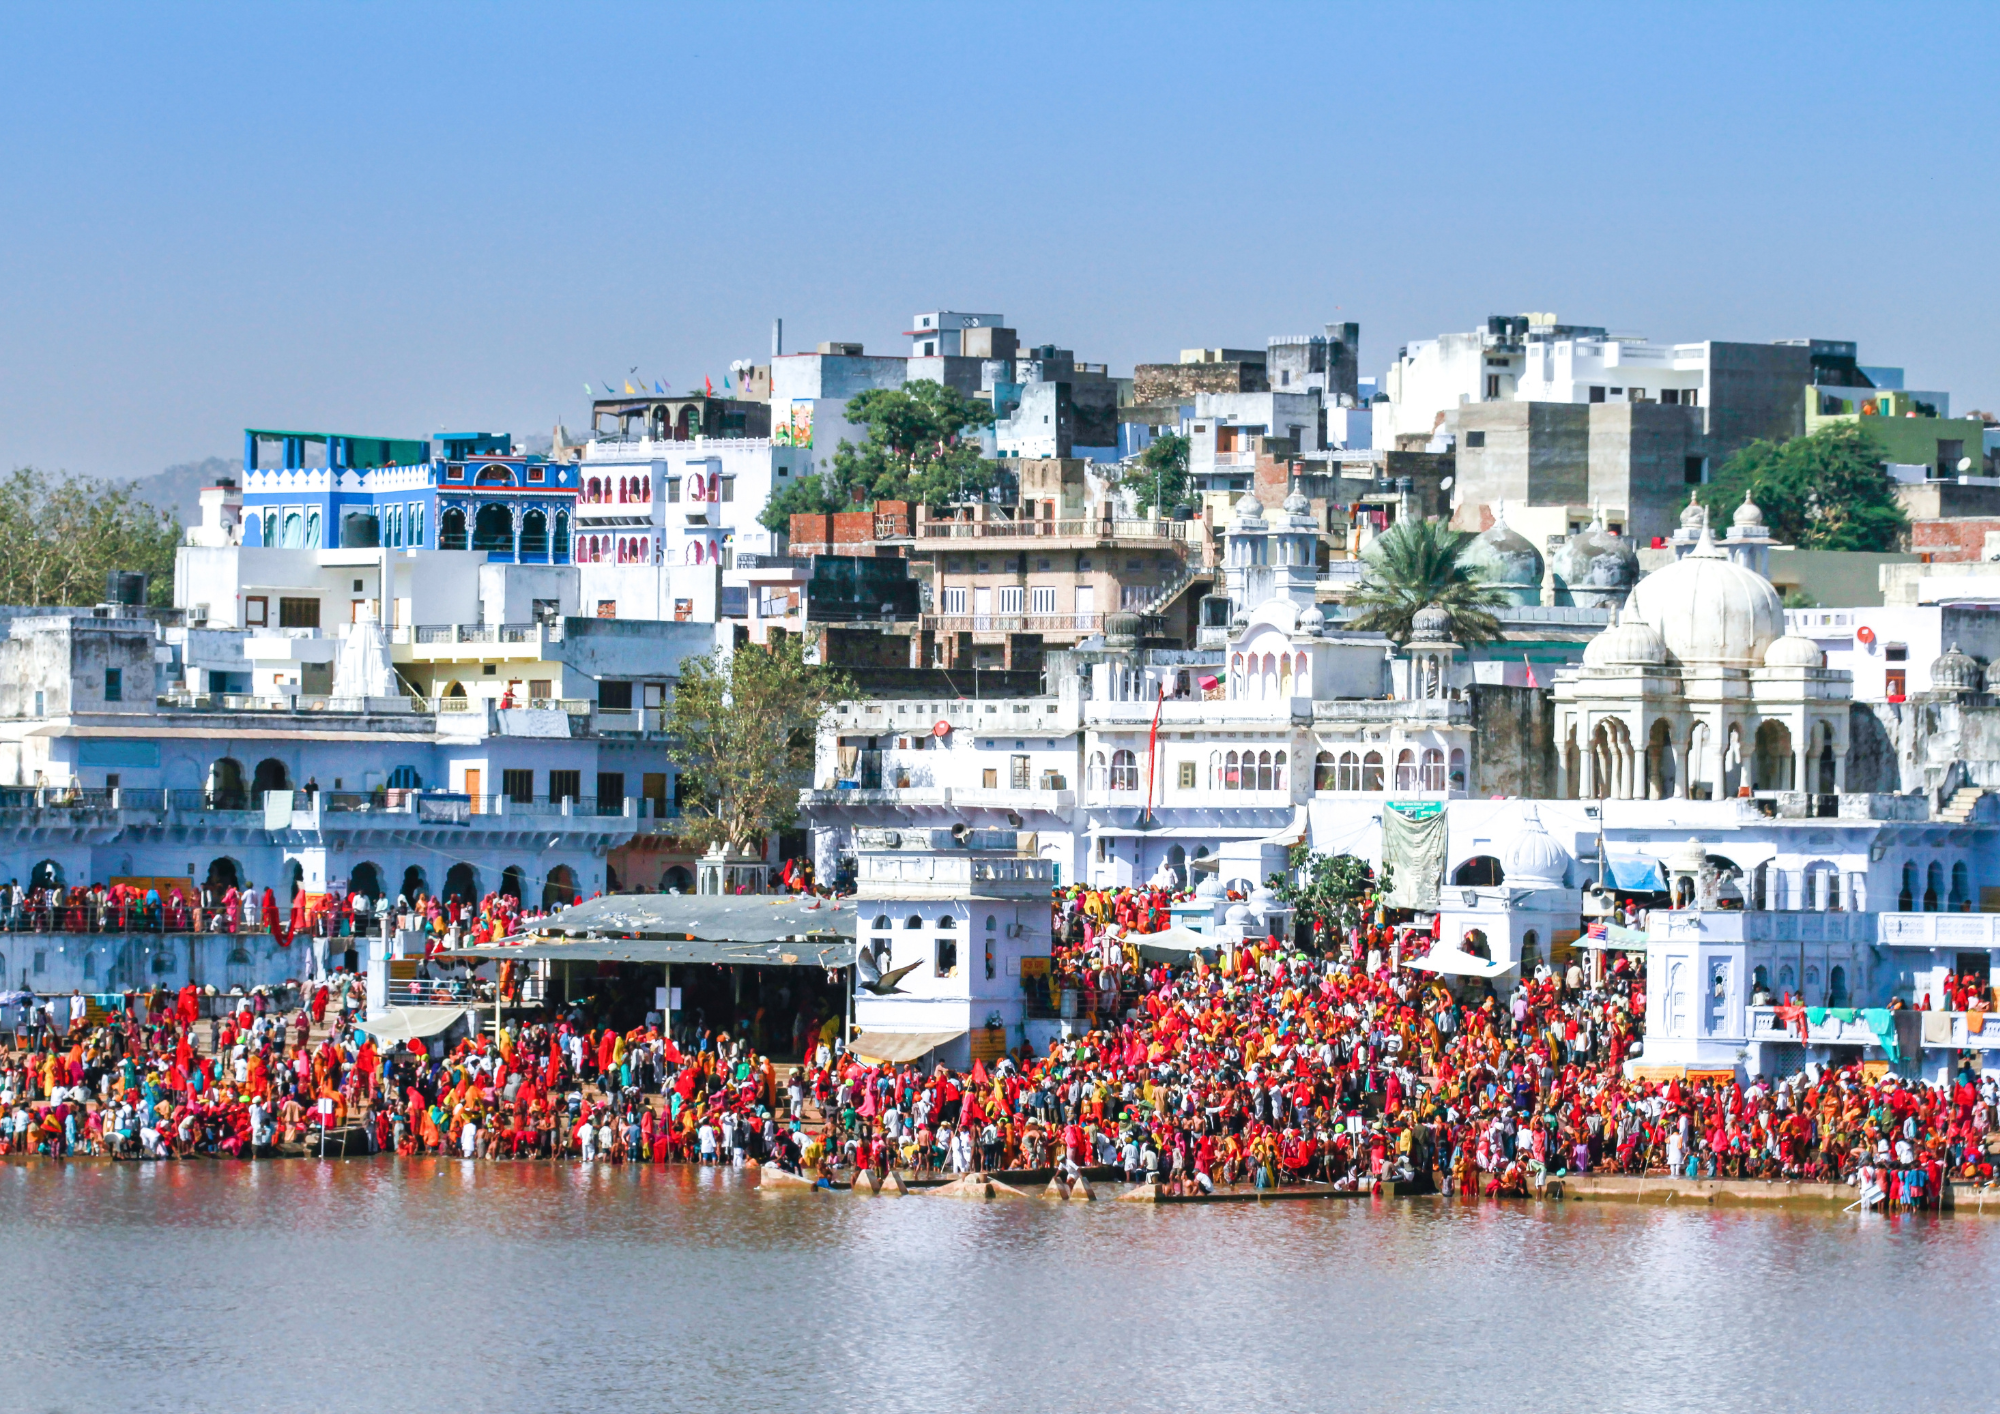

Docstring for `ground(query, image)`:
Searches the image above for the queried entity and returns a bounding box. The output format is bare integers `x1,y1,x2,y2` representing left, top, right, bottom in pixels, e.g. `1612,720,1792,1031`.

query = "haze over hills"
119,456,234,526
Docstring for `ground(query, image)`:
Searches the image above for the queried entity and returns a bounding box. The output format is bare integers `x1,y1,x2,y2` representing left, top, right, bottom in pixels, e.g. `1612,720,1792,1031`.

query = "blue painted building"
239,428,582,564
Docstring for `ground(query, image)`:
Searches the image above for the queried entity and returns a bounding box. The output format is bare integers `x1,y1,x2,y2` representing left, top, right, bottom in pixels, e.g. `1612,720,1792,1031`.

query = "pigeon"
855,946,922,995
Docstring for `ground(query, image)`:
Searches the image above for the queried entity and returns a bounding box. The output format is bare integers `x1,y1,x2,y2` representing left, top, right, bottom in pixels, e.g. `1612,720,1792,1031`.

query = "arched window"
473,504,513,552
1255,750,1273,791
685,541,703,565
1521,929,1541,974
1829,966,1849,1006
1279,657,1293,697
642,475,651,502
1951,861,1971,912
521,509,548,560
438,507,467,550
412,504,425,547
1394,748,1417,792
1452,856,1504,886
554,511,570,562
587,477,601,503
904,914,924,929
1926,861,1945,912
1313,751,1335,791
1209,750,1223,790
1110,749,1138,791
872,915,890,931
262,511,277,546
1900,861,1918,911
1088,751,1107,791
305,511,322,548
1421,748,1445,792
1362,751,1384,792
985,915,996,931
1337,751,1360,791
1224,750,1240,791
281,511,303,548
936,913,956,928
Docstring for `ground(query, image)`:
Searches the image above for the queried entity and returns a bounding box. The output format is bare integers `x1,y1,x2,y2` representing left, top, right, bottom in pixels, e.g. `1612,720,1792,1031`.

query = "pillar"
1668,734,1685,800
1833,749,1848,794
1710,719,1729,801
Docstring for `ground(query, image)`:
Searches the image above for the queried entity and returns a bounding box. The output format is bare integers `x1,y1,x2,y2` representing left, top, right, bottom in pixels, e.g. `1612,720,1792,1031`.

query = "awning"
1128,924,1221,957
1407,946,1515,979
493,893,857,945
1604,854,1667,892
1252,805,1310,848
1582,922,1650,951
848,1029,968,1064
447,936,855,968
356,1005,472,1044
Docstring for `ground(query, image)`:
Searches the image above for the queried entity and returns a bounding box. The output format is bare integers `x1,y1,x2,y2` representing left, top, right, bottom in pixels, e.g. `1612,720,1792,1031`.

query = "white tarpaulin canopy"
1407,946,1515,979
356,1005,472,1044
848,1029,967,1064
333,610,398,700
1127,924,1221,957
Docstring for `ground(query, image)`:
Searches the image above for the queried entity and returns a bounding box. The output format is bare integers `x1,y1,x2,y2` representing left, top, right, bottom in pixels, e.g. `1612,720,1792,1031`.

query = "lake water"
1,1159,1992,1414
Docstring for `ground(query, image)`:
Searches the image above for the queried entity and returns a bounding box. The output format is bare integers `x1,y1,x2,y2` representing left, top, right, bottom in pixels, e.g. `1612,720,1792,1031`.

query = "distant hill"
120,456,236,527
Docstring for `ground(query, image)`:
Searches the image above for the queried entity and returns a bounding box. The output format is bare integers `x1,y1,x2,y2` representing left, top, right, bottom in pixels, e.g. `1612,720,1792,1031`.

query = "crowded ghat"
0,868,1992,1218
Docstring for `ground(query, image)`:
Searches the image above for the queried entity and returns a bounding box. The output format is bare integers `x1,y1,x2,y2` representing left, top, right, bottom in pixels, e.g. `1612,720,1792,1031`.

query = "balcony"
1747,1004,1888,1048
917,516,1196,545
798,785,1073,814
923,611,1167,639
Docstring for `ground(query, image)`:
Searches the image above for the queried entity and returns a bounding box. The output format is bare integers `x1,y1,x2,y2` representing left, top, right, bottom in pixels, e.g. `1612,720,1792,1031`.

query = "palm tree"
1343,516,1505,644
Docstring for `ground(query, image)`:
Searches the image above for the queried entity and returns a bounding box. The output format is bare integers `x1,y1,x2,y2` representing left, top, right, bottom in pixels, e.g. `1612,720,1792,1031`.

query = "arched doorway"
1646,719,1676,798
400,865,428,905
1452,856,1505,887
1753,721,1794,791
543,864,579,910
661,864,692,893
29,859,62,892
500,865,525,903
520,509,548,560
472,504,514,552
252,758,291,796
438,507,468,549
209,758,247,809
554,510,571,562
349,861,384,900
285,859,303,903
203,857,240,893
442,862,478,904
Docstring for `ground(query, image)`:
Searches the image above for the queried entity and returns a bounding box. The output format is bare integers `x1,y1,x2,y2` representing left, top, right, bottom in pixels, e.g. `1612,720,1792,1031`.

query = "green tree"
1703,422,1907,550
0,467,181,607
665,636,852,854
758,380,997,531
1275,847,1388,949
1120,430,1190,515
1343,516,1505,645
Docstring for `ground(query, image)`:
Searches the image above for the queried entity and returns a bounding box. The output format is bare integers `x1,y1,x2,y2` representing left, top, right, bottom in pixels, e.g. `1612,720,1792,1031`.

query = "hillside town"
6,306,2000,1203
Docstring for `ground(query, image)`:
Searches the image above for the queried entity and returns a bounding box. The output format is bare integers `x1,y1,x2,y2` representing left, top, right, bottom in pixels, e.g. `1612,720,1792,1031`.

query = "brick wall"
1910,517,2000,563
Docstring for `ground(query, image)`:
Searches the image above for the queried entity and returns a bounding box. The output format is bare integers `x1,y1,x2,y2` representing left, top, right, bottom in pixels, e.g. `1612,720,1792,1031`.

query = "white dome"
1582,608,1668,668
1231,493,1266,527
1298,603,1326,634
1224,901,1254,928
1626,530,1783,668
1762,634,1824,669
1504,817,1571,889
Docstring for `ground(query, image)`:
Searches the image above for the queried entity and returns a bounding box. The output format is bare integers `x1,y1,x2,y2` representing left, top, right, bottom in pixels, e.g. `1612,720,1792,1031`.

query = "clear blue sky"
2,1,1995,481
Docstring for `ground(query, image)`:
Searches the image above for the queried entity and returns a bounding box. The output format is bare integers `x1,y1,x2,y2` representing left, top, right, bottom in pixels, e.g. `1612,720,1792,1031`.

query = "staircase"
1939,786,1985,824
1140,566,1211,617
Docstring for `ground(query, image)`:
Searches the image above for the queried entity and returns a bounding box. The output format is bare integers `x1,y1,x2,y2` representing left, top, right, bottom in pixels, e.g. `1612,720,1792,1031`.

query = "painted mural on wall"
772,401,814,449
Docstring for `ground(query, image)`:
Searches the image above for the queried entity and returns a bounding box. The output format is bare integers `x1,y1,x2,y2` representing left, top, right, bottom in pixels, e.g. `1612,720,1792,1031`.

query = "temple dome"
1297,603,1326,634
1932,642,1982,694
1763,634,1824,669
1410,604,1452,642
1460,502,1544,605
1582,608,1668,668
1504,816,1571,889
1104,610,1143,648
1551,513,1639,605
1625,530,1783,668
1732,491,1767,531
1230,493,1266,527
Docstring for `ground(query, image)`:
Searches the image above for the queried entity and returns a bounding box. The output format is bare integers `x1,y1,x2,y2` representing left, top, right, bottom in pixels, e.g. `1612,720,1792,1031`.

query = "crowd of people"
0,876,1991,1214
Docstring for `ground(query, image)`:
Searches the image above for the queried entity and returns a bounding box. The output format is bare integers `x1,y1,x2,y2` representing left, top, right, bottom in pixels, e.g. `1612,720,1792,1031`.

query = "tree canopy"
665,637,852,854
1703,422,1907,551
1119,431,1190,515
1342,516,1505,644
759,380,998,531
1275,847,1387,950
0,467,180,607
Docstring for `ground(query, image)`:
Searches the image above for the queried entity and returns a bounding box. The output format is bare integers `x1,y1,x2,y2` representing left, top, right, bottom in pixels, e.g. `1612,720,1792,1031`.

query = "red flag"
970,1058,988,1086
704,376,714,397
1523,655,1539,689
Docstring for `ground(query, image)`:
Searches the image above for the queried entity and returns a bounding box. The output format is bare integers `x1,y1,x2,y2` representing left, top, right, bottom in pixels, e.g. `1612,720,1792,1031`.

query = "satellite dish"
1959,457,1974,473
1439,476,1454,490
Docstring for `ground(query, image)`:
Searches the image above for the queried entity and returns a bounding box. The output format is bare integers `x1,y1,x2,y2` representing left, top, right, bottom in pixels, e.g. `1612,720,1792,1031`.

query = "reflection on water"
0,1160,1990,1414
